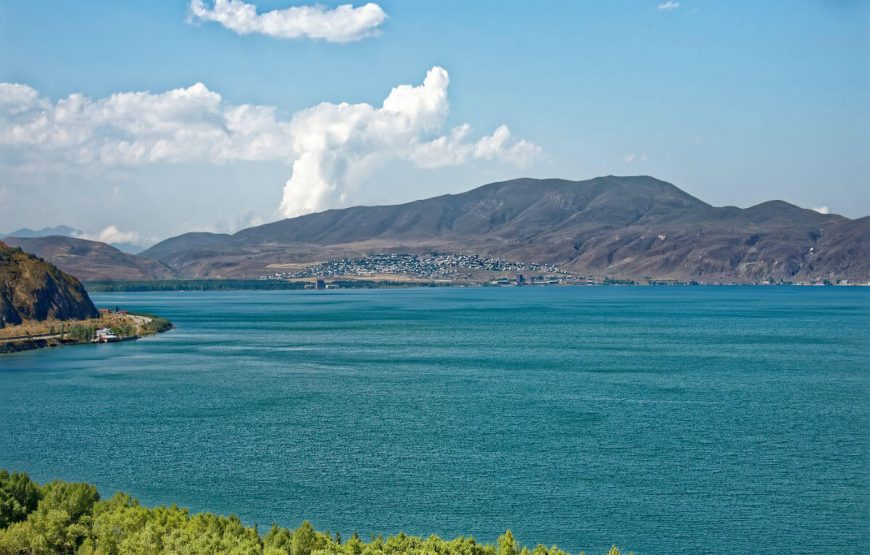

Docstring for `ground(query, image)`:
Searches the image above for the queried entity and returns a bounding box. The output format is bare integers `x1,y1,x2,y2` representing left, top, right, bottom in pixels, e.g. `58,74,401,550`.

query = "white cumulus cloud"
189,0,387,42
409,124,540,170
82,225,141,246
279,67,542,215
0,67,541,218
657,1,680,10
0,81,292,165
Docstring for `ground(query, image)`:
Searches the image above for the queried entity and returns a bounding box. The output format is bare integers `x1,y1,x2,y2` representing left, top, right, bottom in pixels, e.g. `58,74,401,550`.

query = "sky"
0,0,868,248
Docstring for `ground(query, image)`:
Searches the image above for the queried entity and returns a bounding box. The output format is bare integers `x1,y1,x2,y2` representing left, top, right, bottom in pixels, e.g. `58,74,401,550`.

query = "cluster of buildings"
255,252,855,287
98,308,128,315
490,274,603,286
263,253,565,281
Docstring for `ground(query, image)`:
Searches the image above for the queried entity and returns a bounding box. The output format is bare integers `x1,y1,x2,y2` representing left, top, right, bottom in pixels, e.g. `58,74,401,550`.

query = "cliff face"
0,241,98,328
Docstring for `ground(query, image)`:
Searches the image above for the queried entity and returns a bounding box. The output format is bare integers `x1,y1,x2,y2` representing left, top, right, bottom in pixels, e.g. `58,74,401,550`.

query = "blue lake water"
0,287,868,553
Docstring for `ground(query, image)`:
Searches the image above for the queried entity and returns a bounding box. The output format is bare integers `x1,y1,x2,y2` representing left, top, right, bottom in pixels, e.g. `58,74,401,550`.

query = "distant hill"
1,226,142,254
3,236,177,281
0,241,98,327
1,225,84,239
141,176,869,282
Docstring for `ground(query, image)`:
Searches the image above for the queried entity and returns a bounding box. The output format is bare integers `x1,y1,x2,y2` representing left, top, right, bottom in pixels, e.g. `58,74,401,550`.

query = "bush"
142,317,173,334
66,325,95,342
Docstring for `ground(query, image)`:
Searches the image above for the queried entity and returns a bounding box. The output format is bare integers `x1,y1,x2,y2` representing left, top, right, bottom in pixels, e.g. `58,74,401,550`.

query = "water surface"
1,287,867,553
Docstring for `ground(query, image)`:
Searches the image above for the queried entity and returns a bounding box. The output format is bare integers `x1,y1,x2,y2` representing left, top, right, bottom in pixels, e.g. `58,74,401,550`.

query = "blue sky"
1,0,868,246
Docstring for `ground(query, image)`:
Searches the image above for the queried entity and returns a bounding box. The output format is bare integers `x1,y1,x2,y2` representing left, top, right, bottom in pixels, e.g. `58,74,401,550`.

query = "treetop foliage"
0,471,627,555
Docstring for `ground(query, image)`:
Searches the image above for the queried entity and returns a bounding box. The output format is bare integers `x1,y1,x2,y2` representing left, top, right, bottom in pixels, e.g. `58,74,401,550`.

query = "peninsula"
0,241,171,354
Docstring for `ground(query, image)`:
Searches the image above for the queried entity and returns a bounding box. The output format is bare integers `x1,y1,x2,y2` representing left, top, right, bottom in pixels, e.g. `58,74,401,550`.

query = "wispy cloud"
812,206,830,215
657,1,680,11
0,68,540,217
620,153,648,163
188,0,387,43
190,211,266,235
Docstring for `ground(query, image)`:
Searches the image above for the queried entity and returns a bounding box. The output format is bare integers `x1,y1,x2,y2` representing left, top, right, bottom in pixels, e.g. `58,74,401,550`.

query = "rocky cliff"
0,241,99,328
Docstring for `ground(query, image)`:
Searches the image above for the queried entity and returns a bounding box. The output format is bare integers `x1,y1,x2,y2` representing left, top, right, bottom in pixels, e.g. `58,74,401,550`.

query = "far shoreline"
83,278,870,293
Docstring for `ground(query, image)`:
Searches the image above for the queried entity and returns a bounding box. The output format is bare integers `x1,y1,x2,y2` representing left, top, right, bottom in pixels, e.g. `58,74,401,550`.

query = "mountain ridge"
8,176,867,283
1,226,143,253
1,225,84,239
138,175,867,282
2,236,177,281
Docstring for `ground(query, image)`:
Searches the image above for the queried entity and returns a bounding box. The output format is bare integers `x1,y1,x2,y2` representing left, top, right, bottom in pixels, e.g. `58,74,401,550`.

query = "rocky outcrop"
0,241,98,328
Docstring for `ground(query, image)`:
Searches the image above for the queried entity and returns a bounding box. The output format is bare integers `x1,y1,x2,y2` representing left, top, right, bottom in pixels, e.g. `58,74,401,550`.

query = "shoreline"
83,278,870,293
0,311,173,355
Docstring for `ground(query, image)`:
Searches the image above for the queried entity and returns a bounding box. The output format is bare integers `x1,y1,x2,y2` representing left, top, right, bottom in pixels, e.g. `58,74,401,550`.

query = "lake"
0,287,867,553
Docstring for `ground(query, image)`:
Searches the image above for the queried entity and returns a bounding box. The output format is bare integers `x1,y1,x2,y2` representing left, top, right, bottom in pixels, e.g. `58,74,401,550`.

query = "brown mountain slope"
0,241,98,328
140,176,869,282
3,236,177,281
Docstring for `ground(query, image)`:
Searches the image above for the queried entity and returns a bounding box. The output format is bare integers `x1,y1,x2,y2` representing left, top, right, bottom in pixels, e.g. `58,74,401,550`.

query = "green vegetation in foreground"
84,280,445,292
0,471,626,555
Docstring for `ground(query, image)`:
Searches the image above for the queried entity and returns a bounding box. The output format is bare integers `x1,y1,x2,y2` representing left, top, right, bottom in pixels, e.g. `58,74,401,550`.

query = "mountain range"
6,176,869,283
0,226,142,253
2,236,176,281
1,225,84,239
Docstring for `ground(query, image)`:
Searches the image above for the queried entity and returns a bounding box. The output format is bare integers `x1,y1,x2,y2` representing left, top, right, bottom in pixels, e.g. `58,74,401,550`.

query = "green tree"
0,471,627,555
0,480,98,555
0,471,40,528
291,520,317,555
498,530,518,555
343,531,363,555
264,523,294,553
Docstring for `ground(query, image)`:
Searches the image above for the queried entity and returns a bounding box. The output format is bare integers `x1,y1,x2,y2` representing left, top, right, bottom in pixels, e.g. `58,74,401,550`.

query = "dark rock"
0,241,99,327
